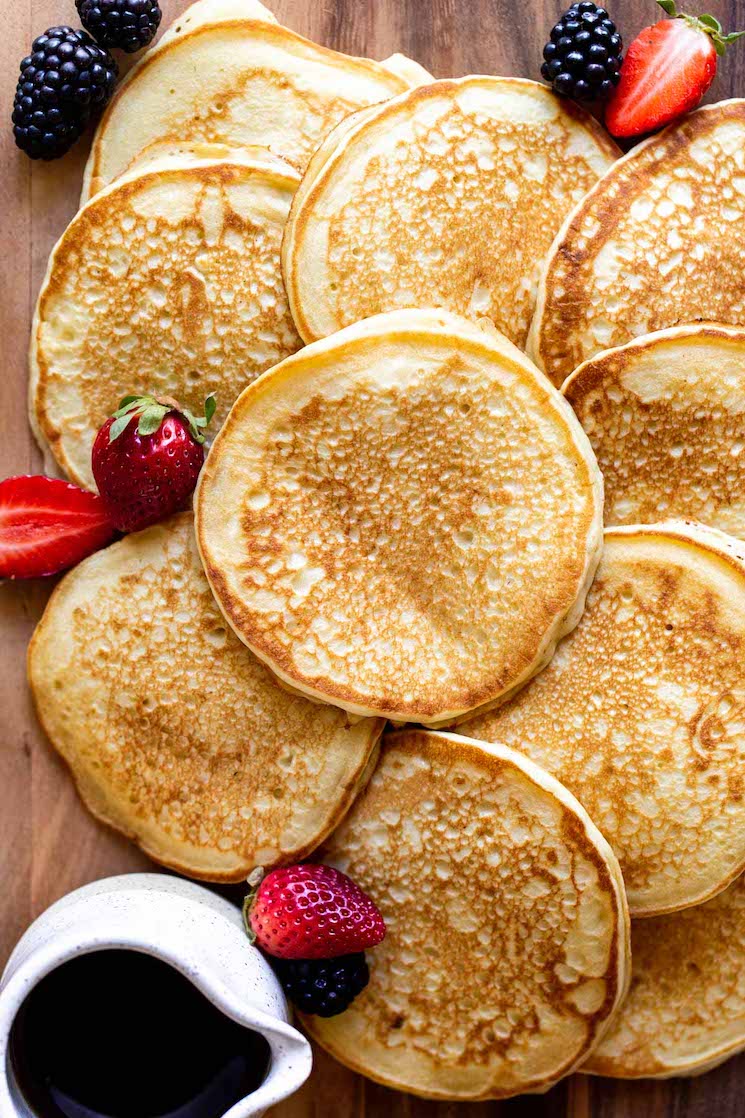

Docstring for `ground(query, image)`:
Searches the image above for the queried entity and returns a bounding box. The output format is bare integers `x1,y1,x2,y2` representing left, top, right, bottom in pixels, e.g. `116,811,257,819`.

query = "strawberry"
0,475,115,579
244,864,386,960
91,393,215,534
605,1,745,139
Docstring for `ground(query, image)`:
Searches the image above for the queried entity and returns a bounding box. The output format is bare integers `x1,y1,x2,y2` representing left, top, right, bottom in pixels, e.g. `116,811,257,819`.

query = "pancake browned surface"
529,100,745,386
305,728,630,1100
31,147,301,491
563,325,745,538
82,0,414,202
463,522,745,918
584,873,745,1078
195,309,603,725
27,514,383,882
282,77,618,346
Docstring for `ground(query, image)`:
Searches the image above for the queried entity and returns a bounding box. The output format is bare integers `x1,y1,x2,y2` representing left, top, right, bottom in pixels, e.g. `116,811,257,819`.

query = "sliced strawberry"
605,1,744,138
0,475,116,579
244,863,386,960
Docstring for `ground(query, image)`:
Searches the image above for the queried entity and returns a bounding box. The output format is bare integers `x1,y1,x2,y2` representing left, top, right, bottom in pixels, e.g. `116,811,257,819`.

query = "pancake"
195,308,603,725
378,53,434,87
529,99,745,386
81,0,416,202
462,521,745,918
31,146,301,491
584,873,745,1078
563,324,745,538
304,728,630,1100
27,514,384,882
281,76,619,347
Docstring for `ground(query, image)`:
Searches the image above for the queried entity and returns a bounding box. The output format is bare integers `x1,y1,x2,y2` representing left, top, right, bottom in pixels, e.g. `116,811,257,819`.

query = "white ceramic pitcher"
0,874,312,1118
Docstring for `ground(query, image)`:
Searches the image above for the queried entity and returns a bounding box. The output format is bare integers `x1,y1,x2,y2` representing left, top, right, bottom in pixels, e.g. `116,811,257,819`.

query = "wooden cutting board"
2,1,745,1115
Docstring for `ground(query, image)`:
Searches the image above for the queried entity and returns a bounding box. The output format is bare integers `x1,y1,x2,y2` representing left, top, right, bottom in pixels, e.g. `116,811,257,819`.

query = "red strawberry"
244,864,386,960
605,1,745,138
91,393,215,534
0,475,115,579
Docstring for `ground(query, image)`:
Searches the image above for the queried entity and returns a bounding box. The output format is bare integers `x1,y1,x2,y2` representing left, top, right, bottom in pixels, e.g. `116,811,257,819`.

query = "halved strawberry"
0,475,115,579
605,1,744,138
244,864,386,960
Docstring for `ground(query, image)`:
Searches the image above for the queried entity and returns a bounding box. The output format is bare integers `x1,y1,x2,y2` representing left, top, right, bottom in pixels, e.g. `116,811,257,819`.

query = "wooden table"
3,1,745,1114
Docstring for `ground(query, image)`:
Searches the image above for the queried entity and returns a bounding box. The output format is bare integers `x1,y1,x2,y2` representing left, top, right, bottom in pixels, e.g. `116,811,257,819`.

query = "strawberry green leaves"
657,0,745,57
107,393,216,444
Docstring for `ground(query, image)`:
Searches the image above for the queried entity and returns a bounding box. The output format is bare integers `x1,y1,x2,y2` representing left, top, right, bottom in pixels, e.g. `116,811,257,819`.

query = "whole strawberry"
91,394,215,533
244,864,386,960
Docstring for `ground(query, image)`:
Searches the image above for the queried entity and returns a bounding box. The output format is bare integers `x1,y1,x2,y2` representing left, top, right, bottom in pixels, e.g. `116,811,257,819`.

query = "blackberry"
76,0,163,54
541,2,623,102
272,953,369,1018
12,27,118,160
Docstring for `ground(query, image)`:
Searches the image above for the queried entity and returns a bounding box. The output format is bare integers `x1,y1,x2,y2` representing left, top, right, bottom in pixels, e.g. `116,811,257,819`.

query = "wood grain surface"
2,1,745,1115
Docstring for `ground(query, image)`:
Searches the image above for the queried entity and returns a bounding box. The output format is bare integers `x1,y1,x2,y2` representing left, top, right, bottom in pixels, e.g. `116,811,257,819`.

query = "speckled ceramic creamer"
0,874,312,1117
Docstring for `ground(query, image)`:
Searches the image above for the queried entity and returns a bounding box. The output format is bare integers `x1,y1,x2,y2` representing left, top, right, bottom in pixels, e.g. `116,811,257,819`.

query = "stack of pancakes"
26,0,745,1099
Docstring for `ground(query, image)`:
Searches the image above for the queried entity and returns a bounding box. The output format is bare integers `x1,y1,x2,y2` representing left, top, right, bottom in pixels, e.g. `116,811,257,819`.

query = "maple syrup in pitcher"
9,950,271,1118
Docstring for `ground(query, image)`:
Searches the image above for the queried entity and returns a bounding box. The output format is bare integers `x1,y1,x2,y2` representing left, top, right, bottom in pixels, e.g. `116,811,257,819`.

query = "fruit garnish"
0,476,116,579
605,1,745,138
76,0,163,54
243,864,386,960
91,393,216,534
542,2,623,101
12,27,118,160
270,953,370,1017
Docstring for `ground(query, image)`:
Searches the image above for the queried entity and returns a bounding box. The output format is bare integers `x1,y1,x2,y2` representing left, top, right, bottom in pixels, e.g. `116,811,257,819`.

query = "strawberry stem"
657,0,745,55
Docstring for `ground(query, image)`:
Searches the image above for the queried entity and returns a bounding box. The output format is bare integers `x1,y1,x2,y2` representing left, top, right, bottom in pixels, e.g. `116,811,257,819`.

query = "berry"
605,2,745,138
0,476,115,579
245,864,386,960
12,27,118,160
271,953,370,1017
91,393,215,534
76,0,163,54
541,3,623,101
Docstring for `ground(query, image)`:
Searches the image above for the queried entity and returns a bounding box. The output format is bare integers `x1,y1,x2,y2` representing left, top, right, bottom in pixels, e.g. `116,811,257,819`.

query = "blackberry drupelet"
272,953,370,1017
12,27,118,160
541,2,623,101
76,0,163,54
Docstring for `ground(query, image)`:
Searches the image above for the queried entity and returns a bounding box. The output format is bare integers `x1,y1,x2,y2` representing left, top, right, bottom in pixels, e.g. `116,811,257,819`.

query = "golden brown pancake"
82,0,415,201
563,324,745,538
195,308,603,725
585,873,745,1078
282,76,618,346
463,521,745,918
27,514,383,882
305,728,630,1100
31,146,301,491
529,99,745,385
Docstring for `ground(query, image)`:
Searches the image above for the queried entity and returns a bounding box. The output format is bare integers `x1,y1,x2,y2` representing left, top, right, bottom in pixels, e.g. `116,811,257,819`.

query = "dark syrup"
9,950,270,1118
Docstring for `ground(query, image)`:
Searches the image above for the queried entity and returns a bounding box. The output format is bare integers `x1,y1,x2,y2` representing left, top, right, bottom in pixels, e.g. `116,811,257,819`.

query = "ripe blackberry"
272,953,370,1017
12,27,118,160
541,2,623,101
76,0,163,54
